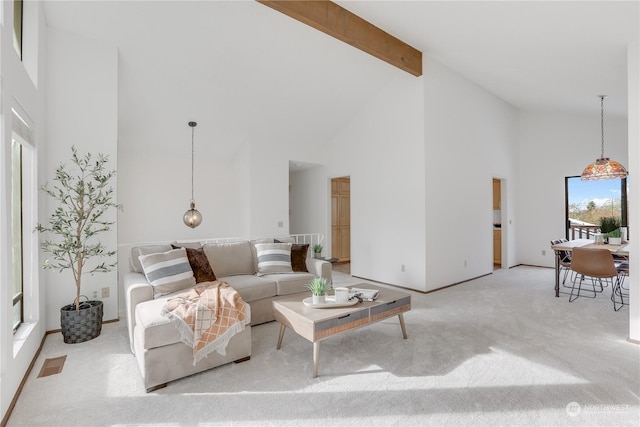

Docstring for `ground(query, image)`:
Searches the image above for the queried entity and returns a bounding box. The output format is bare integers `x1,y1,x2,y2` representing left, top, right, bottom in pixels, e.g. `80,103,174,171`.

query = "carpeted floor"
7,266,640,426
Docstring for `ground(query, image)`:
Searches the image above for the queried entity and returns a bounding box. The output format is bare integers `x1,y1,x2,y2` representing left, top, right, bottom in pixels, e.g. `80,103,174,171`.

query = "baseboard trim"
46,317,119,335
3,318,121,426
1,331,47,427
627,338,640,345
350,272,493,295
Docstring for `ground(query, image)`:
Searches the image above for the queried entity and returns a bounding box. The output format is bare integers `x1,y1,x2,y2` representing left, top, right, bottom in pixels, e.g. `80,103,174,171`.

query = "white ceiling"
43,1,639,158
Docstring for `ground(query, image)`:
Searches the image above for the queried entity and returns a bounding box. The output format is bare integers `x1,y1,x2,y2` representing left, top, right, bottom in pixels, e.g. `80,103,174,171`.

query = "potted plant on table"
305,277,330,305
313,244,323,259
599,217,621,244
607,228,623,245
36,146,121,344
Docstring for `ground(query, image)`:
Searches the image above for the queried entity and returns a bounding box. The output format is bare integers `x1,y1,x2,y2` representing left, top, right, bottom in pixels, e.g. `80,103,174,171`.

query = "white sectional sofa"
124,237,332,391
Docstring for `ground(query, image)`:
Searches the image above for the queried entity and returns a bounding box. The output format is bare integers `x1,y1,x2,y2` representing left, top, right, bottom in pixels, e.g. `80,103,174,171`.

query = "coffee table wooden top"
272,284,411,377
272,284,411,342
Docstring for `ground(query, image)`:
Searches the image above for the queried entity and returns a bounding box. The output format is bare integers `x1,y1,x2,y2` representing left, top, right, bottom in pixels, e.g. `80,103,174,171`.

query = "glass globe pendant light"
183,121,203,228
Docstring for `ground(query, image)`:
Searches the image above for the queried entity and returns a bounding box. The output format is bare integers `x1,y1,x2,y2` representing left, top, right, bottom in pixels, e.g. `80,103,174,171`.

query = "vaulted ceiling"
44,1,639,158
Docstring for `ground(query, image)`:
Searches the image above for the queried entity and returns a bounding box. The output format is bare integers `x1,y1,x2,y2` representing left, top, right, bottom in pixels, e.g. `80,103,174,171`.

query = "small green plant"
313,244,323,254
304,277,329,296
608,228,622,238
36,146,122,310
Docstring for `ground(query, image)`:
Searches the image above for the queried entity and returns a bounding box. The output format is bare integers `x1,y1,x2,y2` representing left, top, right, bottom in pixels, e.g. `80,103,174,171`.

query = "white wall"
116,147,246,244
45,28,118,328
517,112,628,268
289,165,324,235
324,72,426,290
627,41,639,342
0,1,47,421
248,142,290,237
424,57,519,291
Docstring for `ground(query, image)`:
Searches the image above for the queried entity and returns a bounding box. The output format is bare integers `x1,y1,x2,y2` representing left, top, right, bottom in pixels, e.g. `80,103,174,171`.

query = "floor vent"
38,355,67,378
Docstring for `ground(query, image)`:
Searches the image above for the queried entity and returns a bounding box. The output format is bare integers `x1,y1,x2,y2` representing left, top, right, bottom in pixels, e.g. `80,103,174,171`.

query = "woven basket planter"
60,299,103,344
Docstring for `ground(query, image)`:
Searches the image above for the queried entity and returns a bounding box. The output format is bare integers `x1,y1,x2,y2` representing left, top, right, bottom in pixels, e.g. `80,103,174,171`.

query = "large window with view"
565,176,628,241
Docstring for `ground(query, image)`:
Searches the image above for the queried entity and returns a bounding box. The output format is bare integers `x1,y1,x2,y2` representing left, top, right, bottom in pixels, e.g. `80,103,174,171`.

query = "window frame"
564,175,628,240
10,106,35,333
13,0,23,60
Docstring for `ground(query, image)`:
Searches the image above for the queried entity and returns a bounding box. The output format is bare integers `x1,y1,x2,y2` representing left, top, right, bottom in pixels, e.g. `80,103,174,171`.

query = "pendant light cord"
191,125,195,203
188,121,197,204
600,95,606,159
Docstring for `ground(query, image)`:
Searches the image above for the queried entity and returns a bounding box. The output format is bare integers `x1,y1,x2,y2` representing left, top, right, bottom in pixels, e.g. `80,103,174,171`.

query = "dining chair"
612,258,629,311
551,239,573,287
569,247,618,304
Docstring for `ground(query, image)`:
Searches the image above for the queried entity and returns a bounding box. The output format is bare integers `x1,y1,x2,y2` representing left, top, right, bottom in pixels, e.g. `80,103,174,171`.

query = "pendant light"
183,121,203,228
580,95,628,181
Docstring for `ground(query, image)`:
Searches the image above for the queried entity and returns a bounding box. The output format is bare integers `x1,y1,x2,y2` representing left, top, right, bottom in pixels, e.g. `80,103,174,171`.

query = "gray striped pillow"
139,248,196,297
255,243,292,275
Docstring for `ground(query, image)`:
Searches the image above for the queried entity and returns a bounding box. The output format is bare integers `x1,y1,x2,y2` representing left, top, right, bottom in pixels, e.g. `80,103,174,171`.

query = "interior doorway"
492,178,503,269
331,177,351,262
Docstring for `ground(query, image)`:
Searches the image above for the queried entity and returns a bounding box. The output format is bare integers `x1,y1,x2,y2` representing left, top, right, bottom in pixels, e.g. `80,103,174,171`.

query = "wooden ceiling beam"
257,1,422,77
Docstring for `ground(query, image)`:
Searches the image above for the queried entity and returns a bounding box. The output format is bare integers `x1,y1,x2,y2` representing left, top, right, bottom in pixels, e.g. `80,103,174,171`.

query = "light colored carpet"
7,266,640,426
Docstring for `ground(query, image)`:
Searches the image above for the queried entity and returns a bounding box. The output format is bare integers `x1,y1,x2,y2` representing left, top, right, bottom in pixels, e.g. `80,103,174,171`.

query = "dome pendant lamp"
580,95,628,181
183,121,203,228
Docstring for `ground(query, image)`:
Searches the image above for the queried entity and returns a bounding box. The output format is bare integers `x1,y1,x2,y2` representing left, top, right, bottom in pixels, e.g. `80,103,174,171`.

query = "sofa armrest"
305,258,333,285
124,272,154,354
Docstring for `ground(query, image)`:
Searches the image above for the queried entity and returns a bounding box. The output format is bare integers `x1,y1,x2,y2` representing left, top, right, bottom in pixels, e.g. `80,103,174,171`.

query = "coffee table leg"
313,341,320,378
398,313,408,339
276,324,286,350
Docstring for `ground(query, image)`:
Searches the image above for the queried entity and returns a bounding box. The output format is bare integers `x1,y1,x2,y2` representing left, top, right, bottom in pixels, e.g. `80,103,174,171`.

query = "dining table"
550,239,630,297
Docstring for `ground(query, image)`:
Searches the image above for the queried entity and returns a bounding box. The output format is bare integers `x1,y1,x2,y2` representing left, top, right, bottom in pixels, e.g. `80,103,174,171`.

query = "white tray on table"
302,296,359,308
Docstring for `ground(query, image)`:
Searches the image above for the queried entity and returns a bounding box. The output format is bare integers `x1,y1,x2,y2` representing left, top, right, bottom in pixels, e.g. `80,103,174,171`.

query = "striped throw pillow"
138,248,196,297
255,243,293,275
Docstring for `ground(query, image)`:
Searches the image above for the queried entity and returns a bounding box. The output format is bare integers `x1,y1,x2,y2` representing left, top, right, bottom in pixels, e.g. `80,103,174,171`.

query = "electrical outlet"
401,264,405,272
542,250,546,256
464,260,467,267
93,291,98,299
277,221,284,228
101,287,110,298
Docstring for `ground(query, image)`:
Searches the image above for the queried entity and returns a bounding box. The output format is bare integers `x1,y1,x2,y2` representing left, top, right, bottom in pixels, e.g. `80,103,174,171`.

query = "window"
565,176,628,240
10,108,34,332
13,0,23,59
11,139,24,331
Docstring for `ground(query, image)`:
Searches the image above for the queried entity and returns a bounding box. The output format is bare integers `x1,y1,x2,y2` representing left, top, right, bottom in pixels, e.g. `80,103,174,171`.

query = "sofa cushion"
203,241,255,277
171,241,202,249
220,275,277,303
250,238,275,271
290,244,309,272
135,297,182,349
275,239,309,272
255,243,293,275
139,248,196,297
270,272,316,296
172,245,217,284
130,244,173,273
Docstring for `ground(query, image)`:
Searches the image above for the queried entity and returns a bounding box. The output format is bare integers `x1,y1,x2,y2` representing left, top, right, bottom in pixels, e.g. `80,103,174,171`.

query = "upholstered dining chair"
569,247,619,305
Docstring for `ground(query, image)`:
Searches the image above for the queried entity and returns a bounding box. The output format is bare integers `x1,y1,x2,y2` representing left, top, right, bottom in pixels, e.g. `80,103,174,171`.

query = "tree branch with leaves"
36,146,122,310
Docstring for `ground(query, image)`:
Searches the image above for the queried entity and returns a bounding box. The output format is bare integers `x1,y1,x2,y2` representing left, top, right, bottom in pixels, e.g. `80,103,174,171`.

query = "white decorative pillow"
138,248,196,297
255,243,293,275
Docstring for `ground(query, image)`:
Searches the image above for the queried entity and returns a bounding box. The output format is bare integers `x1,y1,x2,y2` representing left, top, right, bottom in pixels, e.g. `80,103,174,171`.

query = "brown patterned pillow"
171,245,217,283
290,243,309,272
